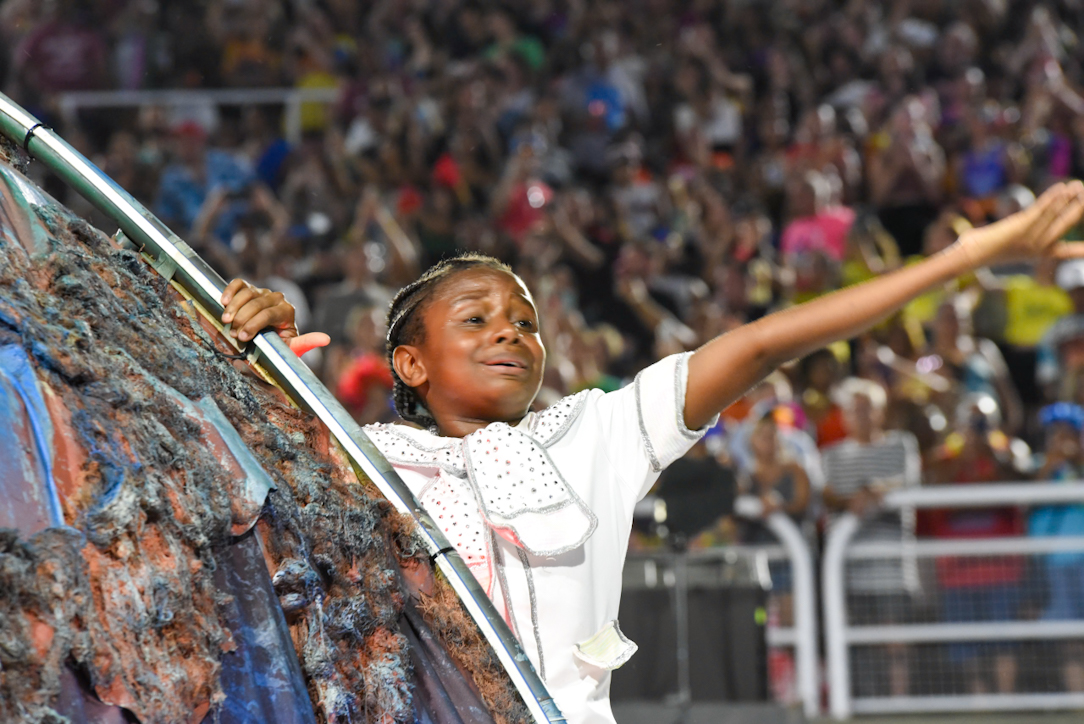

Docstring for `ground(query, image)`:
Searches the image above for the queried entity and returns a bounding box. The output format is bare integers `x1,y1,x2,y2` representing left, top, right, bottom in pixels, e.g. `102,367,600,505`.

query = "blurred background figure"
923,395,1025,695
1030,403,1084,692
736,409,812,629
822,377,921,698
738,409,813,545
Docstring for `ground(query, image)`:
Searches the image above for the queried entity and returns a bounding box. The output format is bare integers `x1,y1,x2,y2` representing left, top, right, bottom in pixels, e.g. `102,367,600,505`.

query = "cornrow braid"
385,252,513,428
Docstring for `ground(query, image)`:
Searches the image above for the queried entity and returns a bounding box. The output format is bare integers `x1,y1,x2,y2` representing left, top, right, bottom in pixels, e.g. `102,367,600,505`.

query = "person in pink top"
780,170,856,263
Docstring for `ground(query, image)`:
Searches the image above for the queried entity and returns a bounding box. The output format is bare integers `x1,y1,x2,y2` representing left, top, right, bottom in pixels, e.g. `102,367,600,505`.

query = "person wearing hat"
1029,402,1084,691
1037,260,1084,400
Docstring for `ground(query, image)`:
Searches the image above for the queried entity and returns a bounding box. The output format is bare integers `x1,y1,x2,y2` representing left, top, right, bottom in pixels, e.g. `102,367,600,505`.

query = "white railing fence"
56,87,340,144
824,482,1084,719
732,495,820,719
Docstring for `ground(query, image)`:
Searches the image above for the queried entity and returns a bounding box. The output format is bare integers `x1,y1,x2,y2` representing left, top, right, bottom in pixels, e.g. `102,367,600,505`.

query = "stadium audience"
7,0,1084,699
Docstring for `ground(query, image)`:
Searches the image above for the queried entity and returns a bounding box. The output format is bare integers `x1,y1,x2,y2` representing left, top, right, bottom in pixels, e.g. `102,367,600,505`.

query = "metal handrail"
56,87,339,143
846,534,1084,559
852,691,1084,715
845,619,1084,644
56,87,338,109
823,481,1084,720
0,92,562,723
880,481,1084,509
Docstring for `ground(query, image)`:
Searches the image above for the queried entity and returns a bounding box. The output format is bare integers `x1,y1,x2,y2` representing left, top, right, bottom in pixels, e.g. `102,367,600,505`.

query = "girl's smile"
482,355,532,372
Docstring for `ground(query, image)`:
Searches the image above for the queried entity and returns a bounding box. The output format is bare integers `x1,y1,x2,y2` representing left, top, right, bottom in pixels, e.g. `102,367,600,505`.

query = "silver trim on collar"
493,533,523,644
518,548,546,683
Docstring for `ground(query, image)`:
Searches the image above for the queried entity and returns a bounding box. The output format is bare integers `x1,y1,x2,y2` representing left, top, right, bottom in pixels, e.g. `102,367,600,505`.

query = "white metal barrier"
732,495,820,719
56,87,340,143
824,482,1084,719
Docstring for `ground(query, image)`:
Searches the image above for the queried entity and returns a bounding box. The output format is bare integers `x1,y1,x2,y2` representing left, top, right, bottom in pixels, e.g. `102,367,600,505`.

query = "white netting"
843,541,1084,698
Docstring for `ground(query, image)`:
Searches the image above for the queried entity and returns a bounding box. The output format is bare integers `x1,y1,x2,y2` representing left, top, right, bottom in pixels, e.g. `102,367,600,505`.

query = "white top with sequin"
364,352,715,724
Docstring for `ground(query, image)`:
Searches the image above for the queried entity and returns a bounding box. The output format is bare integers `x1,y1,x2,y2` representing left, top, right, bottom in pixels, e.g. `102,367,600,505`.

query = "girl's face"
399,267,546,429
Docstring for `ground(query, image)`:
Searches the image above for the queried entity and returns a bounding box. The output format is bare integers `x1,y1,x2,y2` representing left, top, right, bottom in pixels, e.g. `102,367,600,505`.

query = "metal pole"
667,548,692,723
671,484,1084,523
823,513,860,721
734,495,820,718
852,691,1084,715
765,512,820,719
56,87,339,111
0,92,563,724
881,481,1084,509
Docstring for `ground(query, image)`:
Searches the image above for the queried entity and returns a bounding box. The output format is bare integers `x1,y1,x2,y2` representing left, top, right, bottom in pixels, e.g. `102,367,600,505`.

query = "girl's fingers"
1020,185,1059,225
288,332,331,356
1022,183,1064,227
1038,181,1074,206
1044,198,1084,248
1052,242,1084,260
1059,180,1084,229
221,285,259,324
235,293,293,341
1024,184,1072,251
965,185,1061,265
220,278,249,309
235,306,280,341
1037,184,1084,252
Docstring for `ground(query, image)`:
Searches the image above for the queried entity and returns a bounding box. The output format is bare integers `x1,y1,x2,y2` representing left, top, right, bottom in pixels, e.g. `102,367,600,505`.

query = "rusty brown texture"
0,136,529,724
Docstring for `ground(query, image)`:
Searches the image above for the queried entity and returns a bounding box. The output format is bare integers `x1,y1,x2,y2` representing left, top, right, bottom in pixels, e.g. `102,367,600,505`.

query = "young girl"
220,182,1084,724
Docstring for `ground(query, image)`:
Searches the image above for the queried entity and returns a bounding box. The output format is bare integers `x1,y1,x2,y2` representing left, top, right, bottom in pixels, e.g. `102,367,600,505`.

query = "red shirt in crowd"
336,352,394,419
921,443,1024,588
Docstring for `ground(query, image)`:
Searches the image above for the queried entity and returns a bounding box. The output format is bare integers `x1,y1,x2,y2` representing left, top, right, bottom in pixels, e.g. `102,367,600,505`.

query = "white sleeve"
594,353,720,503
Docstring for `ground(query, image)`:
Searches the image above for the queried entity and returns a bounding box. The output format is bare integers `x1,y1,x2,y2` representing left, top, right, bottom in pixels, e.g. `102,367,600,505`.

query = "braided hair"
385,253,513,427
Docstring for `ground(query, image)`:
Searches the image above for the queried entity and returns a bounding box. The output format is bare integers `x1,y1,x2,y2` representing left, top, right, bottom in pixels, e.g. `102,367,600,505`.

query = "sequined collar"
365,391,595,557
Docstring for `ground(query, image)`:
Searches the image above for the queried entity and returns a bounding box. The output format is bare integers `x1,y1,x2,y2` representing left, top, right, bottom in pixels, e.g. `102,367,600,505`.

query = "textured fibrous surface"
0,136,528,724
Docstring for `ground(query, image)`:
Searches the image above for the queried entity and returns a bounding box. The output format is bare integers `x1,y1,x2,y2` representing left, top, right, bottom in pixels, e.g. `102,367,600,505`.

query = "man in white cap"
1037,259,1084,399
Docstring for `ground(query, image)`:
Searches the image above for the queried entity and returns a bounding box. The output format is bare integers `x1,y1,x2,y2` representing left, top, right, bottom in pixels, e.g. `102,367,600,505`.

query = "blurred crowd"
8,0,1084,697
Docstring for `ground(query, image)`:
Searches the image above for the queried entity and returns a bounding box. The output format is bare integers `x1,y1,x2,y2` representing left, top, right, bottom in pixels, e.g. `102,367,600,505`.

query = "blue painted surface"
0,343,61,532
195,397,316,724
0,341,315,724
208,532,318,724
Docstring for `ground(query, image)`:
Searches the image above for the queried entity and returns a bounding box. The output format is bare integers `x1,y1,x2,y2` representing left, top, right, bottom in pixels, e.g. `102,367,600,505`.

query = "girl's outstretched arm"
684,181,1084,430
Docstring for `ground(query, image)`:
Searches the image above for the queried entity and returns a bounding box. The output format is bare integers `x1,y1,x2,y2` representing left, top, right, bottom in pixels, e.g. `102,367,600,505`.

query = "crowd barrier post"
734,495,820,718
